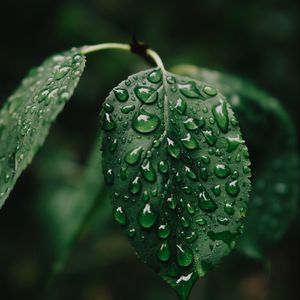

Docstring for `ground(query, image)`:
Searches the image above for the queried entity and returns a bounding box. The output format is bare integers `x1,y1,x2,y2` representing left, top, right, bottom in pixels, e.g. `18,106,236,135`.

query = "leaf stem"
81,43,165,70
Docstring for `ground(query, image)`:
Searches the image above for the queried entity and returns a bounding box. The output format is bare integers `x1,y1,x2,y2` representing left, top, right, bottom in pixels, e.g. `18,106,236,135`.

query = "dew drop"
199,167,208,181
158,224,171,239
217,216,230,225
105,169,114,185
212,184,221,196
186,231,198,243
132,109,160,133
226,136,243,152
175,98,187,115
147,69,162,83
134,86,158,104
109,138,118,153
114,206,128,225
178,82,201,98
181,216,190,228
114,88,129,102
199,187,218,212
104,103,114,113
167,195,177,210
203,85,217,97
176,244,194,267
183,118,199,131
158,242,171,262
225,180,240,196
158,160,169,174
212,100,229,133
127,228,136,238
184,166,197,180
103,113,116,131
121,104,135,114
201,129,217,146
125,146,143,165
141,160,157,182
138,203,157,228
224,203,235,215
180,133,198,150
129,176,142,194
167,138,181,158
214,164,230,178
54,67,70,80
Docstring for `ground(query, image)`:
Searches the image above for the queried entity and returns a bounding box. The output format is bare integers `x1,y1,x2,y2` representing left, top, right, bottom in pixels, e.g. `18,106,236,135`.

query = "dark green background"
0,0,299,299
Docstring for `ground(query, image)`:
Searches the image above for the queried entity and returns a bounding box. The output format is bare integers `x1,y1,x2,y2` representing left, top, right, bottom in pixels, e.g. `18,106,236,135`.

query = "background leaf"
171,65,299,259
0,48,86,208
101,68,251,299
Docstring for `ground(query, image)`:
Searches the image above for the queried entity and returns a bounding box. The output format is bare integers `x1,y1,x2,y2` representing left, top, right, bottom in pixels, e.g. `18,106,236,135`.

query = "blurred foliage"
0,0,299,300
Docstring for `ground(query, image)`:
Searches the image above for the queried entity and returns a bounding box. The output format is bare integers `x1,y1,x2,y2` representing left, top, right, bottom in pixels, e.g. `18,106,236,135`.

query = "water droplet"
217,216,230,225
158,224,171,238
103,113,116,131
121,104,135,114
175,98,187,115
127,228,136,238
176,244,194,267
225,180,240,196
196,217,207,226
212,185,221,196
201,155,210,164
186,202,195,214
184,118,199,131
114,206,127,225
138,203,157,228
199,187,218,212
167,138,181,158
141,160,157,182
226,136,243,152
212,100,229,133
37,89,49,103
125,146,143,165
104,103,114,112
203,85,217,97
201,129,217,146
129,176,142,194
199,167,208,181
152,139,161,148
184,166,197,180
224,203,235,215
54,67,70,80
167,76,176,84
134,86,158,104
243,166,251,175
181,216,190,228
143,190,150,202
109,138,118,153
158,242,171,262
114,88,129,102
125,79,131,86
178,82,201,98
186,231,198,243
181,133,198,150
167,195,177,210
214,164,230,178
105,169,114,185
132,109,160,133
147,69,162,83
158,160,169,174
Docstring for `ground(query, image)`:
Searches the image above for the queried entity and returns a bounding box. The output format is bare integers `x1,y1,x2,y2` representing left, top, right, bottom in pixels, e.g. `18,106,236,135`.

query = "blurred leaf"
172,65,299,259
0,48,86,208
101,68,251,299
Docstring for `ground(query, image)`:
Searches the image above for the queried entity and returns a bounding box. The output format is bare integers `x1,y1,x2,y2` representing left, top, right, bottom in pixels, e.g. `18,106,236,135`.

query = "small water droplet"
224,203,235,215
138,203,157,228
103,113,116,131
212,185,221,196
167,138,181,158
127,228,136,238
178,82,201,98
199,187,218,212
217,216,230,225
147,69,162,83
203,85,217,97
181,133,198,150
176,244,194,267
214,164,230,178
114,88,129,102
132,109,160,133
104,103,114,112
184,166,197,180
125,146,143,165
158,224,171,238
225,180,240,196
109,138,118,153
121,104,135,114
175,98,187,115
196,217,207,226
143,190,150,202
186,231,198,243
141,160,157,182
134,86,158,104
226,136,243,152
181,216,190,228
114,206,128,225
201,129,217,146
167,195,177,210
129,176,142,194
54,67,70,80
158,242,171,262
158,160,169,174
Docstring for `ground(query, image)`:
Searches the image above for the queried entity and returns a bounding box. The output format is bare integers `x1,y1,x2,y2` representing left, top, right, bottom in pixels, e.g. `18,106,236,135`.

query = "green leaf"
0,48,86,208
34,136,107,276
172,65,299,259
101,68,251,299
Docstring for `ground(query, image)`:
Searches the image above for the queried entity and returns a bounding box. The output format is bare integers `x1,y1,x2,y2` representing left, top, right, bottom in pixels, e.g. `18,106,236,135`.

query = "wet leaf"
172,65,299,259
101,68,251,299
0,48,86,208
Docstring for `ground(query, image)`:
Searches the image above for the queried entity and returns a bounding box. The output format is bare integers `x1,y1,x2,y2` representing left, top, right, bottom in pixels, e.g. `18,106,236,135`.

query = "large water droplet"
201,129,217,146
134,86,158,104
212,100,229,133
203,85,217,97
178,82,201,98
199,187,218,212
181,133,198,150
114,206,128,225
129,176,142,194
214,164,230,178
132,109,160,133
225,180,240,196
141,160,157,182
175,97,187,115
103,113,116,131
176,244,194,267
226,136,243,152
147,69,162,83
114,88,129,102
125,146,143,165
167,138,181,158
138,203,157,228
158,224,171,238
158,242,171,262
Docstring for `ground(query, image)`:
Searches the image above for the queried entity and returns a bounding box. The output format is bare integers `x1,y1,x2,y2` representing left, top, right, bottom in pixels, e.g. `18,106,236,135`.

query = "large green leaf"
101,68,251,299
0,48,86,208
172,65,299,258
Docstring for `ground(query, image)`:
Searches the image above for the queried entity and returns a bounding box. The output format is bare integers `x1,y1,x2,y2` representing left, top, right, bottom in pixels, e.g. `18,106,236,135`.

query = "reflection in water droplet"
139,203,157,228
167,195,177,210
132,109,160,133
176,244,194,267
212,100,229,133
134,86,158,104
224,203,235,215
114,88,129,102
104,103,114,112
186,231,198,243
125,146,143,165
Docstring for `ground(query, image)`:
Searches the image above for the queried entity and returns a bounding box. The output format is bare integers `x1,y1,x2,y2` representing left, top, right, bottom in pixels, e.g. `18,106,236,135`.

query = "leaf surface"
101,68,251,299
0,48,86,207
172,65,299,258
